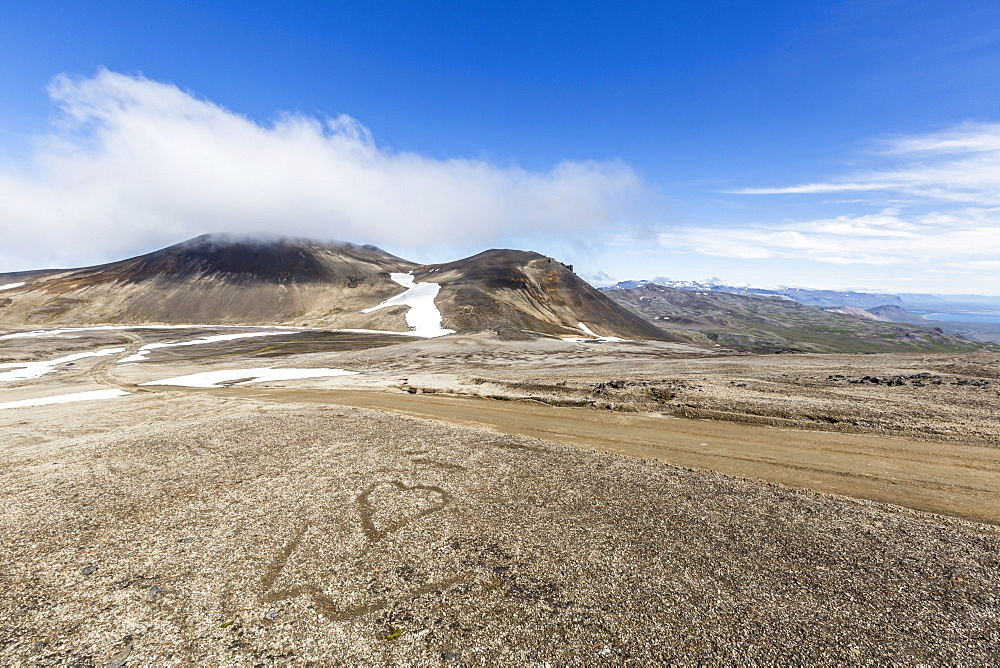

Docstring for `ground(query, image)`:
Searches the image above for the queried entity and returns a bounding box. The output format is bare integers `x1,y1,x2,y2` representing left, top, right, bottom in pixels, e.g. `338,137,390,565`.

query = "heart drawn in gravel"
357,480,451,542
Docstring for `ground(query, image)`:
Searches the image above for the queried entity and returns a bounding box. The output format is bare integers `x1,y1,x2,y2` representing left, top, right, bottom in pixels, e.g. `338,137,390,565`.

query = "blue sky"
2,1,1000,293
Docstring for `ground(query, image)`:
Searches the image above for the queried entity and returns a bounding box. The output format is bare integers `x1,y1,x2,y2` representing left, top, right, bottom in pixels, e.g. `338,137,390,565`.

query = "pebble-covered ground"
1,396,998,664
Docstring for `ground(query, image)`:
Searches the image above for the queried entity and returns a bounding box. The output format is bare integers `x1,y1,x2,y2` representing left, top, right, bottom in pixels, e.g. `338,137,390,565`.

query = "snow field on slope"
361,272,454,338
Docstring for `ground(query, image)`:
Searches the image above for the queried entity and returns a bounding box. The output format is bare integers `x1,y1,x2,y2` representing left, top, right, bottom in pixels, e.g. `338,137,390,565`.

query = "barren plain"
1,326,998,663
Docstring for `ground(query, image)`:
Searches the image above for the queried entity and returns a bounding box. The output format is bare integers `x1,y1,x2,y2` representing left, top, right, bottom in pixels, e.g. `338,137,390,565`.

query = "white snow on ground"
0,282,25,291
0,325,301,342
140,367,359,388
562,322,629,343
361,272,454,338
0,389,130,410
118,331,297,363
0,347,126,382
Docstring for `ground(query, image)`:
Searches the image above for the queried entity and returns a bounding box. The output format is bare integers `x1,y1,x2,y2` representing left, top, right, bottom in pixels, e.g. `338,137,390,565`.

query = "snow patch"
0,282,25,291
361,273,454,338
0,325,301,341
140,367,359,388
562,322,629,343
0,347,126,382
0,389,130,410
118,331,297,363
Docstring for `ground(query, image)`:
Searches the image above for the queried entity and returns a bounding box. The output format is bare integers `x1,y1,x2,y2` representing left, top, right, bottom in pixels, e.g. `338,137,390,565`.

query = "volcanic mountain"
414,249,672,340
0,234,674,340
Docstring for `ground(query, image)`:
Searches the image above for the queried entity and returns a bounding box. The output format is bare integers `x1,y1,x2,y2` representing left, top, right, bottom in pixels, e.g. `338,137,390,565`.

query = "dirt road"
89,332,146,391
211,387,1000,525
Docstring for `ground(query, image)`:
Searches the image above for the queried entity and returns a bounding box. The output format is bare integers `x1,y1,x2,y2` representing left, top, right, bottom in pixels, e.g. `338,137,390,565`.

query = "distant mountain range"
606,279,1000,312
605,278,1000,346
607,279,904,308
603,283,985,353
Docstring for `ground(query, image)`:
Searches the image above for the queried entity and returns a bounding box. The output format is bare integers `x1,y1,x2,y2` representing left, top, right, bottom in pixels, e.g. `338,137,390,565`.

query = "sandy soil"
1,327,999,663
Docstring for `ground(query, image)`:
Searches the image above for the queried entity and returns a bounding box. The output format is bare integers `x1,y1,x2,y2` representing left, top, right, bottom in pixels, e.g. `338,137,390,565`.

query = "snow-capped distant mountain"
605,278,1000,315
609,279,719,291
606,279,904,309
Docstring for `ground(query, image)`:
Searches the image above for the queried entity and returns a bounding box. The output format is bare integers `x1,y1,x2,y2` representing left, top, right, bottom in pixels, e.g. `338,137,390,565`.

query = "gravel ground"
324,334,1000,447
1,395,998,664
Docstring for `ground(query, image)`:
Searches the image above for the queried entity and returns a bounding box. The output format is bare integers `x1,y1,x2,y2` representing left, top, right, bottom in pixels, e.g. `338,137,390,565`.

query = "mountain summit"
97,233,416,284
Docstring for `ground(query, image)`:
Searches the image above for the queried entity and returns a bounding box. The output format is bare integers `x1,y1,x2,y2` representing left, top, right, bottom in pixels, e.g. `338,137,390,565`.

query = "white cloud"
0,69,650,271
735,182,894,195
658,206,1000,268
732,121,1000,205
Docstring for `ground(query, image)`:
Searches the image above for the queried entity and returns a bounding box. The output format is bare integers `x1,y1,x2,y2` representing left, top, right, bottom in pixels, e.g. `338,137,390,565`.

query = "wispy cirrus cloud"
659,205,1000,267
731,122,1000,205
0,69,651,271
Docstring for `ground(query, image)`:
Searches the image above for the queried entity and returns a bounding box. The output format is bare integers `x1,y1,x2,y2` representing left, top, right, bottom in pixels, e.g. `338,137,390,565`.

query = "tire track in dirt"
90,332,155,393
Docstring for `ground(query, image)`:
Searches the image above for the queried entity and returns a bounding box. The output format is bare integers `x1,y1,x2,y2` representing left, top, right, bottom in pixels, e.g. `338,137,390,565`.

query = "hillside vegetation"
604,284,984,353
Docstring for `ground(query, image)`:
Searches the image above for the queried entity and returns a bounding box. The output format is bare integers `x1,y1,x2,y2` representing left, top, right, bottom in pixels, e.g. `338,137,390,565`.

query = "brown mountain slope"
0,235,419,330
417,250,680,340
0,236,673,340
863,304,930,325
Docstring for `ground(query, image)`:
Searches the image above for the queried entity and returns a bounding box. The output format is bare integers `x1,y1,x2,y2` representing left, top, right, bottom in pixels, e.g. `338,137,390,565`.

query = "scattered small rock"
849,375,906,386
81,564,98,575
954,379,991,387
106,636,132,668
